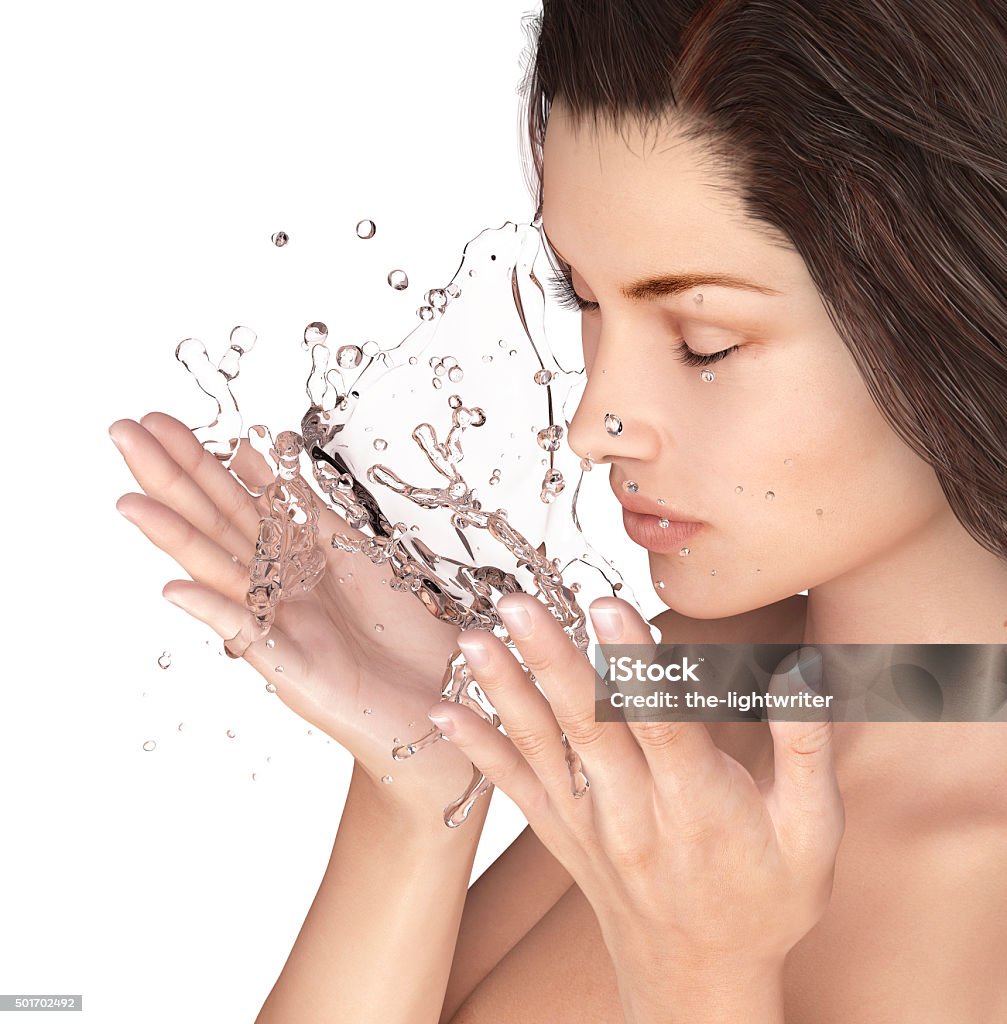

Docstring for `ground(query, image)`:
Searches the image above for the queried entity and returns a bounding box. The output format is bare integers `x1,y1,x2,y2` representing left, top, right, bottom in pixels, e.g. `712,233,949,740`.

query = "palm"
111,412,484,809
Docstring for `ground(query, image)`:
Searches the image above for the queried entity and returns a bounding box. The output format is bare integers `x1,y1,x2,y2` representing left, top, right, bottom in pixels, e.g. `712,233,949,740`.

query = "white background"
0,2,660,1020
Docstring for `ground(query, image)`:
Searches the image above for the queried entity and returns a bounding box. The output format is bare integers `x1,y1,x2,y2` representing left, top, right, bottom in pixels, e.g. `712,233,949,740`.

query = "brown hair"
520,1,1007,560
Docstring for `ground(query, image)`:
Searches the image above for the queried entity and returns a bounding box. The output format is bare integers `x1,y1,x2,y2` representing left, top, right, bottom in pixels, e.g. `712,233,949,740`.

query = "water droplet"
361,340,380,357
446,282,461,298
251,773,257,781
417,306,434,321
374,623,385,633
271,231,288,247
157,651,171,670
624,480,639,493
178,722,184,731
508,349,517,357
656,579,666,589
658,518,670,529
579,454,594,472
765,491,775,501
381,774,394,784
604,413,623,436
142,740,157,751
679,547,690,557
694,292,703,304
426,288,447,311
355,219,376,239
226,729,236,739
536,425,564,451
372,438,388,452
784,458,794,466
336,345,363,369
304,321,328,348
482,354,493,363
447,366,464,383
274,665,284,674
448,395,462,409
700,369,715,383
363,707,374,715
534,369,554,385
265,682,277,693
816,508,824,516
735,486,744,494
408,355,418,365
387,269,409,290
265,638,275,649
657,498,666,506
231,554,239,562
229,325,257,354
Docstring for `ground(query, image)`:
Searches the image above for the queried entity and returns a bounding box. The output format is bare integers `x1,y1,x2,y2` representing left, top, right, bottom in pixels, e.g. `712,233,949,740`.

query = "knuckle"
558,707,608,748
632,720,690,750
789,720,834,760
501,723,555,763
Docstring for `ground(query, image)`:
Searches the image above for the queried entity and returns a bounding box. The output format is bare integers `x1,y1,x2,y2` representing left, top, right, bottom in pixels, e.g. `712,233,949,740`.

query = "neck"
803,510,1007,644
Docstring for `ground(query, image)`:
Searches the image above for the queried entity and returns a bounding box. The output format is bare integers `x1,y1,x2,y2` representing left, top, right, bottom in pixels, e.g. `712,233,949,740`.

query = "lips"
611,480,705,554
610,481,702,524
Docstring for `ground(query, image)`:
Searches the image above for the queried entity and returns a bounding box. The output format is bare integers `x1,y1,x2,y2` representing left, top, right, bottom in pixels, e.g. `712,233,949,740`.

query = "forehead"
541,100,790,276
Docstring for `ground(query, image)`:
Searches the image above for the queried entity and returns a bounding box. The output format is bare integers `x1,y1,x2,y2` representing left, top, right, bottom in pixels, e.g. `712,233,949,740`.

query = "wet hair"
520,1,1007,560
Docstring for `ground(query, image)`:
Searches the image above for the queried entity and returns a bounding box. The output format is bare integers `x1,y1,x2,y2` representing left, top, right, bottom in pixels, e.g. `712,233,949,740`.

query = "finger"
492,594,651,805
116,491,252,606
454,627,583,797
425,698,548,820
766,649,845,855
162,579,309,698
110,415,261,563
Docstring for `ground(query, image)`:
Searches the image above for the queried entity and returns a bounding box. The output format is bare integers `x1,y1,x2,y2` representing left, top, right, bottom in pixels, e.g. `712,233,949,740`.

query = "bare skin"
438,98,1007,1020
444,598,1007,1023
109,92,1005,1021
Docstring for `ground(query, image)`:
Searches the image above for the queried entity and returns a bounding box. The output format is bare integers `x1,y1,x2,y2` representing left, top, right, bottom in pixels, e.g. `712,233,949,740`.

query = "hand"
110,412,486,819
424,593,845,1019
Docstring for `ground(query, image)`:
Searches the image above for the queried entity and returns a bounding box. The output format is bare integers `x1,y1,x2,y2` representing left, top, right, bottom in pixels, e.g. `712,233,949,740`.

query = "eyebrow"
542,229,783,299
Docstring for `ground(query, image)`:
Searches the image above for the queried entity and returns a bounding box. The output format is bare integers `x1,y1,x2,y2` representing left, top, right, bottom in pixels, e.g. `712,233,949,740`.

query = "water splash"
175,221,658,828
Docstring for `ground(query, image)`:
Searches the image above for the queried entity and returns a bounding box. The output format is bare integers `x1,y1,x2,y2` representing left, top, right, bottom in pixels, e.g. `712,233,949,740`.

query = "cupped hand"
110,411,484,817
423,592,845,1013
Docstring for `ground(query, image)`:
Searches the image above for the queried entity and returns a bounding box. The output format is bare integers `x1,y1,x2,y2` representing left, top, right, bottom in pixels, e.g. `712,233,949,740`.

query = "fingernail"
591,605,623,642
427,706,456,736
457,638,490,669
498,599,532,639
117,502,136,523
788,649,823,693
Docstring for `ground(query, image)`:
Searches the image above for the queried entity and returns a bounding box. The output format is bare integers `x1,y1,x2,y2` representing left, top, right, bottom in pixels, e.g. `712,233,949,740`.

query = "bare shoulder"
651,592,807,644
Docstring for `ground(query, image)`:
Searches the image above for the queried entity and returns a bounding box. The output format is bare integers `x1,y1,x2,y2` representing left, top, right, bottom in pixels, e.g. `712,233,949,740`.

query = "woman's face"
541,99,949,618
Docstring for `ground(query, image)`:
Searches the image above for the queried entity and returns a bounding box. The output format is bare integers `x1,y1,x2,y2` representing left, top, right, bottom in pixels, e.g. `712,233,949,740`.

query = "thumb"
766,648,845,853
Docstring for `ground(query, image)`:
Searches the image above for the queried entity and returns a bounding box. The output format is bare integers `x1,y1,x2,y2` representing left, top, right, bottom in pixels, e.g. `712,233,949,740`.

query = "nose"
566,349,663,467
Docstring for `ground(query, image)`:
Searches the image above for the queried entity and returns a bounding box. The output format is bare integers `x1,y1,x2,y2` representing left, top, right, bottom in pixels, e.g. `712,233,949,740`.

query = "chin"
651,571,783,620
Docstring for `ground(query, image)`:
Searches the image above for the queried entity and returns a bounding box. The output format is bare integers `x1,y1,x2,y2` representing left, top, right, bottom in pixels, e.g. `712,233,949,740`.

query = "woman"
110,1,1006,1020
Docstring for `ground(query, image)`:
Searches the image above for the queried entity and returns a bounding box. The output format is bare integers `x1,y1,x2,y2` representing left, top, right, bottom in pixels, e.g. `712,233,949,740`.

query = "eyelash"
546,267,740,368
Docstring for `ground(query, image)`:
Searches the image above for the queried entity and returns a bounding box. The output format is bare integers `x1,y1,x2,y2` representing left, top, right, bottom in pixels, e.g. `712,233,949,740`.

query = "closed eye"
547,263,739,368
547,265,599,313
